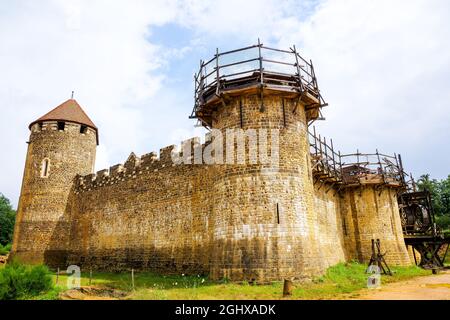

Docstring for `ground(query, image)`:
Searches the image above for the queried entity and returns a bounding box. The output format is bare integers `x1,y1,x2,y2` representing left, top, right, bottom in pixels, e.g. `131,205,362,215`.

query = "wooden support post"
331,138,338,179
398,154,405,185
258,38,265,112
356,149,360,166
412,246,418,266
310,59,318,89
283,279,293,297
193,73,198,117
319,134,323,157
56,267,59,285
89,268,92,286
376,149,386,185
368,239,392,275
313,126,318,155
199,59,204,88
215,48,220,96
377,239,392,275
292,45,303,93
394,152,401,182
131,268,135,291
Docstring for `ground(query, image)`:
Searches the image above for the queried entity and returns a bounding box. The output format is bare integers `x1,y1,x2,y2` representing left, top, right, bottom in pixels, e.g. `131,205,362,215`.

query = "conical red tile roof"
29,99,99,144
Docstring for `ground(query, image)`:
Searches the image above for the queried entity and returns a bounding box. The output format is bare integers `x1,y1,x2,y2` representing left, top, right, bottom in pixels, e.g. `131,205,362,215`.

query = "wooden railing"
308,127,406,187
191,40,326,123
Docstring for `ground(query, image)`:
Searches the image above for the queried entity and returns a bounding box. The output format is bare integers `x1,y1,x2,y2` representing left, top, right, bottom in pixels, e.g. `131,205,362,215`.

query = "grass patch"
29,286,63,300
53,272,210,299
45,261,431,300
287,261,429,300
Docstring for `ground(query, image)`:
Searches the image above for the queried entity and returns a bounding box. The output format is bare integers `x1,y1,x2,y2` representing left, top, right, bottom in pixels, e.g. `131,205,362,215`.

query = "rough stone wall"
208,94,329,282
312,184,348,266
10,121,96,266
66,150,217,274
340,185,411,265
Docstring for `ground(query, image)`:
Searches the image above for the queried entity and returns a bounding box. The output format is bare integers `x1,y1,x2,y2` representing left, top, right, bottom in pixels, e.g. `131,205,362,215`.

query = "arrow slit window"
41,158,50,178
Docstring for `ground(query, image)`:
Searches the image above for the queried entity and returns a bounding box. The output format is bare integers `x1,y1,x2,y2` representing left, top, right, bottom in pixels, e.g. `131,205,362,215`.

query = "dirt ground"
59,286,128,300
351,270,450,300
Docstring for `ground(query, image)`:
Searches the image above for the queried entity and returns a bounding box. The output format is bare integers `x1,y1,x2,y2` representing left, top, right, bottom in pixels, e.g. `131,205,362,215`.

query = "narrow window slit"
41,159,50,178
276,203,280,224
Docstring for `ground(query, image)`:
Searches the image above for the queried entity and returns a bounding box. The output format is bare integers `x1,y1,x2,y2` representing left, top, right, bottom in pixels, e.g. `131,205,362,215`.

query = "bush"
0,243,12,255
0,262,53,300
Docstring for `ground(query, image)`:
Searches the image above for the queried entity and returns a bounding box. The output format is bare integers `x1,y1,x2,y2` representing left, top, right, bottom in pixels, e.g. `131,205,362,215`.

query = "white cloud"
1,0,449,207
290,0,450,178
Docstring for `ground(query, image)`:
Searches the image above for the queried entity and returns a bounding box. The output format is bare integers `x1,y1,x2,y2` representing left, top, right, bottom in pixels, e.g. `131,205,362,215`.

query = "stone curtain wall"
340,186,411,265
313,185,348,266
67,149,217,274
10,121,96,265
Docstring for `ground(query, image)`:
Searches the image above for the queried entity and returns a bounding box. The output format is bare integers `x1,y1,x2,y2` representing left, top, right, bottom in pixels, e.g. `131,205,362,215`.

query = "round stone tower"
10,98,98,267
192,43,329,282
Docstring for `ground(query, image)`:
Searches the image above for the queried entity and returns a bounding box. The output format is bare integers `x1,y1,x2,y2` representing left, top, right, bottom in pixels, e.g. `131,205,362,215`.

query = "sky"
1,0,449,208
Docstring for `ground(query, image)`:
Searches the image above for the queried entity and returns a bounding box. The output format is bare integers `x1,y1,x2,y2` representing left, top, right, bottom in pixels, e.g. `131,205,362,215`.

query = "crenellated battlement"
75,135,213,193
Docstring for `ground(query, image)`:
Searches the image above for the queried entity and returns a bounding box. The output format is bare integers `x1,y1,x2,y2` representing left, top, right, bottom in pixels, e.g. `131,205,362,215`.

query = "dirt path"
351,270,450,300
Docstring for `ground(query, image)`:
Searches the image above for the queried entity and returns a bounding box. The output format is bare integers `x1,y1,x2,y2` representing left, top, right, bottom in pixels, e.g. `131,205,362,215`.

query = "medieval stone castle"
10,44,412,282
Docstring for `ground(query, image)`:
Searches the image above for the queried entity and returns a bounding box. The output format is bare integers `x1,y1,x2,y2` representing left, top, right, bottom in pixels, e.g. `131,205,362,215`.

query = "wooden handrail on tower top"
190,41,327,128
308,127,406,189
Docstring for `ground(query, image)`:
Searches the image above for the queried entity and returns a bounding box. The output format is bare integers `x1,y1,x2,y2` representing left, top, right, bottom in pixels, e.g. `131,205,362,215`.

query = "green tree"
417,174,450,230
416,174,442,214
0,193,16,246
439,175,450,216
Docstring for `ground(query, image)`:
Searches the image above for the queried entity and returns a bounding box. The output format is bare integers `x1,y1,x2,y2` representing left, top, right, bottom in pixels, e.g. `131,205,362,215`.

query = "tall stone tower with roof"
10,99,98,265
